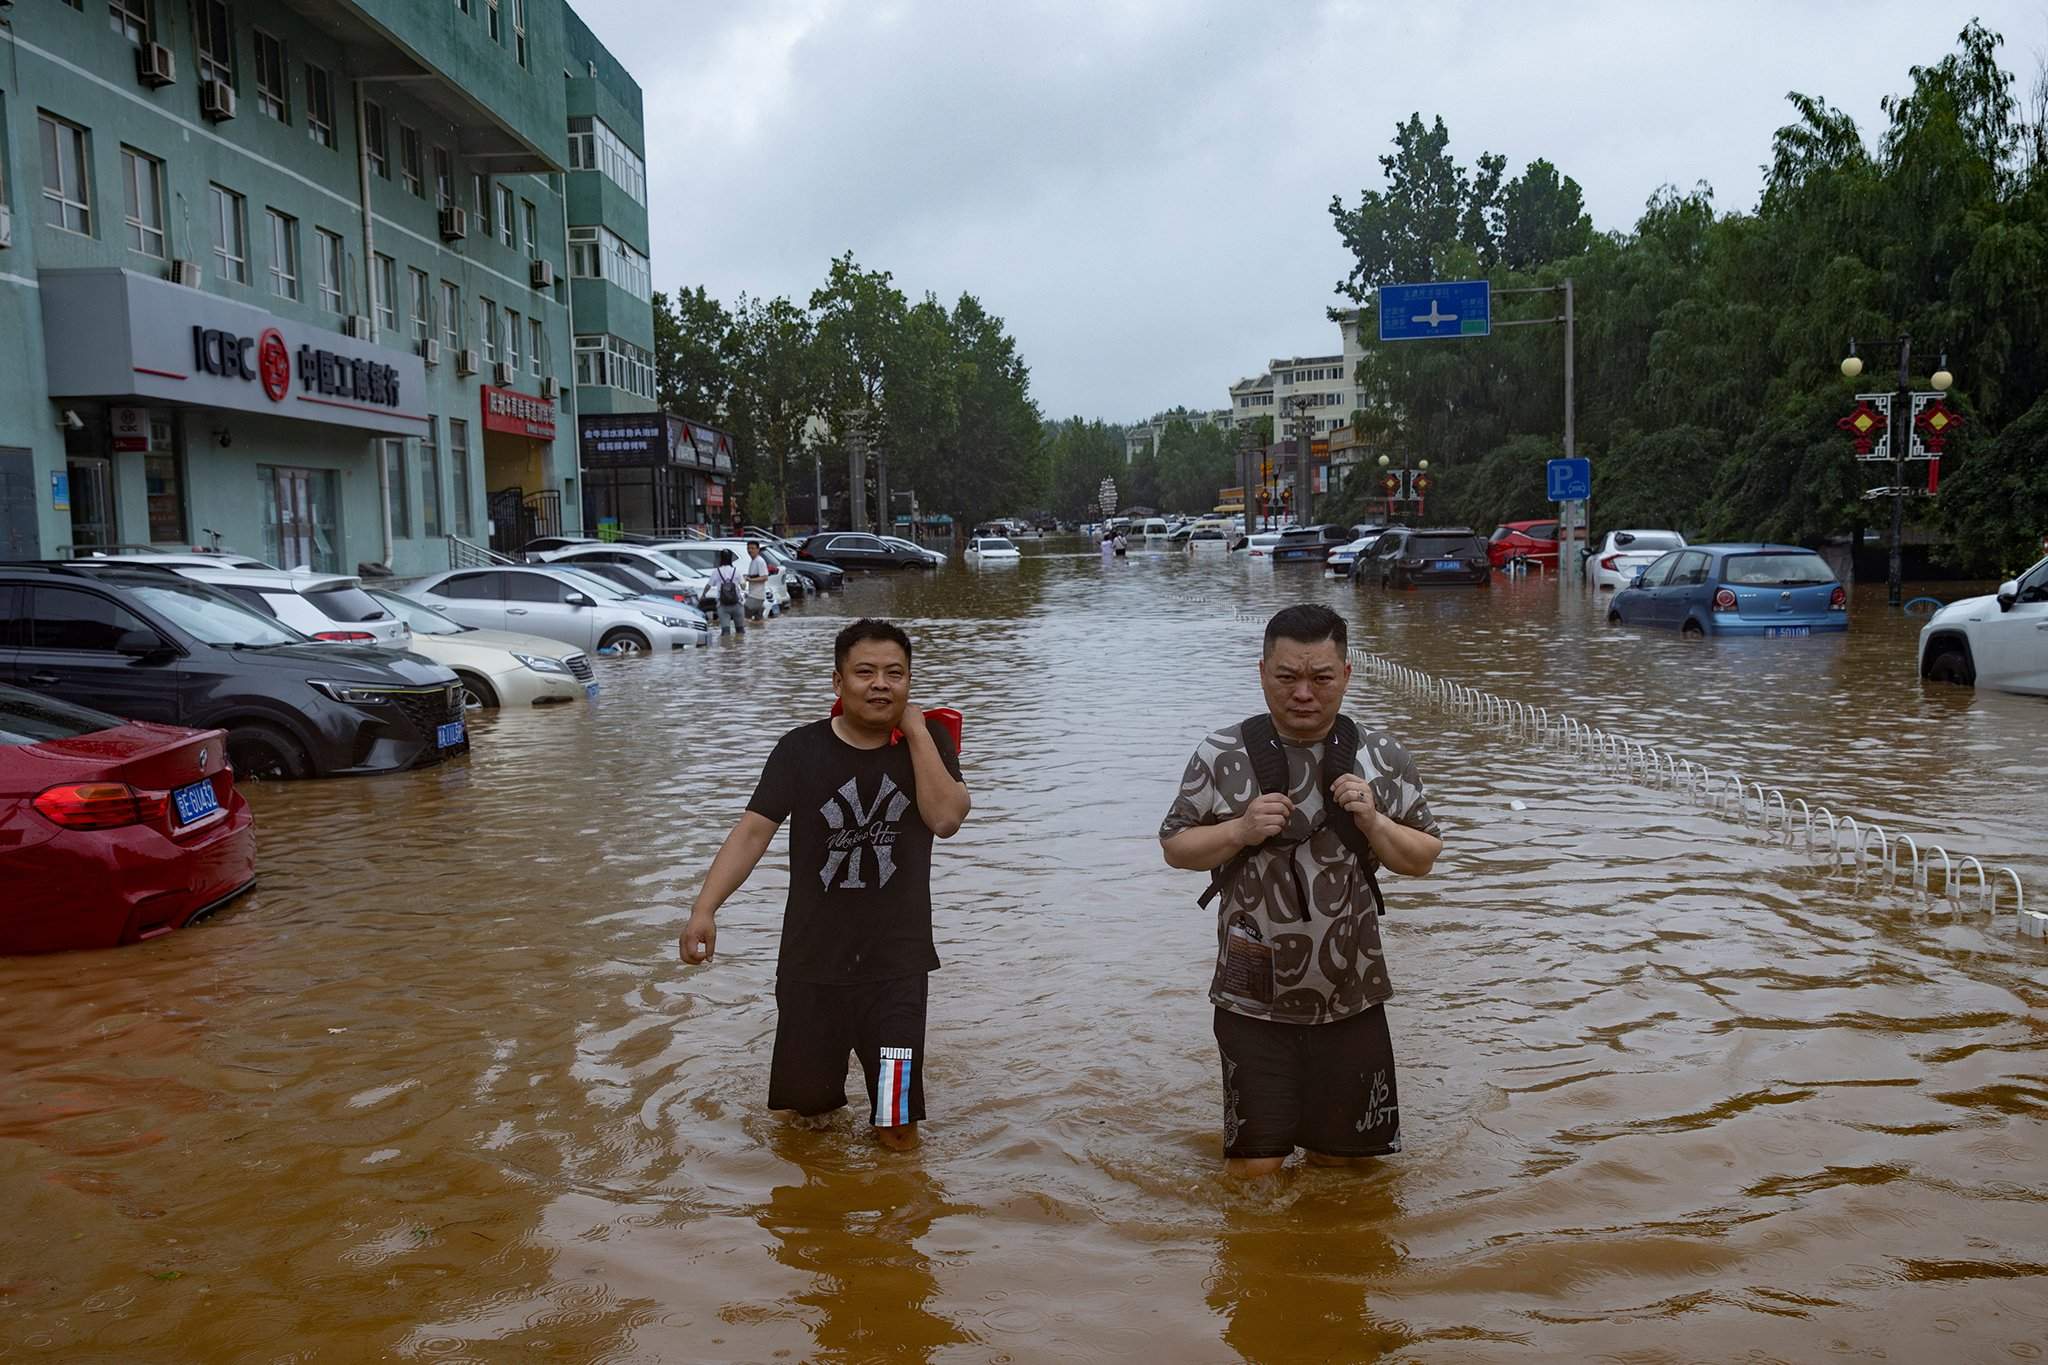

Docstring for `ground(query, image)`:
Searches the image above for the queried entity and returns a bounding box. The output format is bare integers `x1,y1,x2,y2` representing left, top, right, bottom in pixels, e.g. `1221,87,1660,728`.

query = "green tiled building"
0,0,656,574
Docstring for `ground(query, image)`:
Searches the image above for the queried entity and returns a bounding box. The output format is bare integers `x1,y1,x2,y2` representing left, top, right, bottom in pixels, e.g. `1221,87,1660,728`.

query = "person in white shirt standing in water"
745,540,772,621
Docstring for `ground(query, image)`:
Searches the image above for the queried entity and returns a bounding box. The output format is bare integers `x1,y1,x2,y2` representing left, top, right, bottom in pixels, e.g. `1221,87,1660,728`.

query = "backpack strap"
1321,717,1388,917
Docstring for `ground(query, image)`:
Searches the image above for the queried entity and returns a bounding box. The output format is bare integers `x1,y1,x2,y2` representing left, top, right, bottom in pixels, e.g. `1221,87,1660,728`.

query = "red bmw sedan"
0,685,255,955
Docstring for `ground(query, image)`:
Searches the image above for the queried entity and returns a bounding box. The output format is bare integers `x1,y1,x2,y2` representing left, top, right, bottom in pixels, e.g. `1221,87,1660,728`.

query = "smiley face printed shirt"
748,718,962,984
1160,720,1438,1025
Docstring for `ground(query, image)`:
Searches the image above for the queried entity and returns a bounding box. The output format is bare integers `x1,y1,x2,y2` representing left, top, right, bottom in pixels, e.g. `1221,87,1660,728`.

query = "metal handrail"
446,536,515,569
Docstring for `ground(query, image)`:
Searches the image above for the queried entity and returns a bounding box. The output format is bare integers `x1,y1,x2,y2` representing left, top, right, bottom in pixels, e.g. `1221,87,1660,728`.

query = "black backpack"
1197,713,1388,917
716,566,740,605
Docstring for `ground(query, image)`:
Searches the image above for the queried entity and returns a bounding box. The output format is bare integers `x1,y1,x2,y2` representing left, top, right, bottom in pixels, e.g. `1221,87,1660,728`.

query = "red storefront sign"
706,482,726,509
480,385,557,440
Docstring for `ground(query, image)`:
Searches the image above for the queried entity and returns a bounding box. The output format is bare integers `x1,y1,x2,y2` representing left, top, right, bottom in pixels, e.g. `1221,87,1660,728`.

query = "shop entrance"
261,466,341,572
0,449,39,558
65,456,117,551
484,430,557,555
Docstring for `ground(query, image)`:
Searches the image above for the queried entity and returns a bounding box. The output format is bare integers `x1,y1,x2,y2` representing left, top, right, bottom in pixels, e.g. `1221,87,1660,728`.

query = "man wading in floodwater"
1159,604,1441,1176
680,619,970,1150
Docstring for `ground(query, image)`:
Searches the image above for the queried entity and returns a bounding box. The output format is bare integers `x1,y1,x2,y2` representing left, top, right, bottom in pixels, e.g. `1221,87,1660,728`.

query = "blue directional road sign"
1546,458,1591,502
1378,280,1491,341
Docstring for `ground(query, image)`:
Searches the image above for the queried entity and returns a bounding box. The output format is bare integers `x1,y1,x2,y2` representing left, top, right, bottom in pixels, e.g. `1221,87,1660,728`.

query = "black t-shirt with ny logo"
748,718,962,984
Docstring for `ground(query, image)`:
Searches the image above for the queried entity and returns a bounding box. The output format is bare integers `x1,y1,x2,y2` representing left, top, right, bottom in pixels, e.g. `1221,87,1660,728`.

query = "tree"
724,294,819,522
651,286,733,421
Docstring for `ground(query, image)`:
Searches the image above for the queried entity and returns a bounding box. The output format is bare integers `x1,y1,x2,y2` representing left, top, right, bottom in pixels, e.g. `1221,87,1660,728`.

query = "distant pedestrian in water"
1159,604,1442,1178
1100,530,1116,564
679,619,971,1151
709,550,746,635
1113,531,1129,558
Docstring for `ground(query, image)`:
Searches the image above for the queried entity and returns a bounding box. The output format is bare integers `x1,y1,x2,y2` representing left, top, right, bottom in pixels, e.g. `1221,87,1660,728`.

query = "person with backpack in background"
1158,604,1442,1178
709,549,746,636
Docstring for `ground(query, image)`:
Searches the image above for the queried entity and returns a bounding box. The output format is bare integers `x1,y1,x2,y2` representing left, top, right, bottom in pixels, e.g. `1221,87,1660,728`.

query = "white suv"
166,566,412,647
1918,554,2048,695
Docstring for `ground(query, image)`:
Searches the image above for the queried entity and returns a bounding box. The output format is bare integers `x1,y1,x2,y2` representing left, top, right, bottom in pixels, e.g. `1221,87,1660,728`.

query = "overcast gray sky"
577,1,2045,423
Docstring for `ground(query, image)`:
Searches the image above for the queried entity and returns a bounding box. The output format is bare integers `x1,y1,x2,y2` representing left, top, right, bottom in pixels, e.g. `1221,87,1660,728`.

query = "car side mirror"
116,627,169,658
654,570,676,580
1630,570,1647,586
1996,579,2018,611
565,592,594,607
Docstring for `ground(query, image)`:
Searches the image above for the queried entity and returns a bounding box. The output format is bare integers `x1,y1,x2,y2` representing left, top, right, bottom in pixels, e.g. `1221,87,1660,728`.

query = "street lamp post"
1286,394,1317,525
1841,337,1954,607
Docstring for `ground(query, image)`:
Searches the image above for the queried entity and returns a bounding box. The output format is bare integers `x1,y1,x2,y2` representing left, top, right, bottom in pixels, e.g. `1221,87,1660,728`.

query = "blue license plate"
1766,625,1811,638
1433,559,1463,571
172,778,220,826
583,682,600,700
436,720,466,748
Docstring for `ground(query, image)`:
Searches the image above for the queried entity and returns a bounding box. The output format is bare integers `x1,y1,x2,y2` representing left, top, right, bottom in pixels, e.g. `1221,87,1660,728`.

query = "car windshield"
0,685,120,744
369,591,468,635
127,581,308,646
1412,535,1483,557
1615,531,1684,552
551,568,639,601
1723,552,1834,586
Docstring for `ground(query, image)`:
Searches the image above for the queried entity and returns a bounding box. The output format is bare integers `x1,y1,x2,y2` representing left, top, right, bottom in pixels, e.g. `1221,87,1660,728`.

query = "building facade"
0,0,648,575
1227,311,1369,437
1123,406,1232,463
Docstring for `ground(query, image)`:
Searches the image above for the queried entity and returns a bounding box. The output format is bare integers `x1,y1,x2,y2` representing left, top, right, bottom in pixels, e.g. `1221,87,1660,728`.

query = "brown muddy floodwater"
3,543,2045,1364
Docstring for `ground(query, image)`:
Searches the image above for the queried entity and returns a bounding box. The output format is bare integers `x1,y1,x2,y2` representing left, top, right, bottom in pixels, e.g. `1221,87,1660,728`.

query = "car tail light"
1249,548,1264,557
768,565,781,573
313,630,377,642
32,782,168,830
1601,556,1618,571
1713,588,1738,612
1830,586,1847,611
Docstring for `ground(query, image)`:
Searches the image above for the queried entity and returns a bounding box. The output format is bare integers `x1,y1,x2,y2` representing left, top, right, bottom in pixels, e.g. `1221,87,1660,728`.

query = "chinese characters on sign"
480,386,557,440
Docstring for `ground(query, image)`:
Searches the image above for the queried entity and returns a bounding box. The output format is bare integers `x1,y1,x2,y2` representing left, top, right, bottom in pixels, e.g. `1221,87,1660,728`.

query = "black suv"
796,532,931,571
0,564,468,779
1358,527,1492,588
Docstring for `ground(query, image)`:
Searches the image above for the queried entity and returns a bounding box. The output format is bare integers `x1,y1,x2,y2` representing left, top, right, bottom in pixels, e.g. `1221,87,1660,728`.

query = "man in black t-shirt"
680,618,970,1150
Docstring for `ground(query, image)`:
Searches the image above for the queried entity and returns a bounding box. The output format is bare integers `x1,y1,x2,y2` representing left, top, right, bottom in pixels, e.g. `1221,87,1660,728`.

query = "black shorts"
1213,1004,1402,1160
769,974,928,1127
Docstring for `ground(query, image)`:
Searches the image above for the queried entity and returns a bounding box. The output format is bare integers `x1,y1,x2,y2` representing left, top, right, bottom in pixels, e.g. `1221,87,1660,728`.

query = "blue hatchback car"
1608,544,1847,636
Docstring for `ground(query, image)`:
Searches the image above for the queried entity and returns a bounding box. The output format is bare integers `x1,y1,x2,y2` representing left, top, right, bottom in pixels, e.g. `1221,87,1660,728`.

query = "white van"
1140,517,1170,538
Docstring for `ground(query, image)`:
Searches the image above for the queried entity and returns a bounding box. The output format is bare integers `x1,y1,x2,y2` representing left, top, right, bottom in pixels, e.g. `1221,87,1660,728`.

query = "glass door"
261,466,341,572
65,457,116,550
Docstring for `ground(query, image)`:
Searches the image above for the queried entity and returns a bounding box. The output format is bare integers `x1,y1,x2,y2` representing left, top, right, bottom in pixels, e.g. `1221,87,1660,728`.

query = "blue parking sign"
1546,458,1591,501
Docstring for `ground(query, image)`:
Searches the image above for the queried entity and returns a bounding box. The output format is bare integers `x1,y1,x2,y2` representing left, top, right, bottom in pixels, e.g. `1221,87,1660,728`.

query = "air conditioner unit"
456,348,480,376
200,79,236,121
438,206,467,242
419,338,441,368
0,205,11,251
169,258,202,288
492,361,516,386
343,315,374,339
540,376,559,400
528,259,555,290
137,42,177,88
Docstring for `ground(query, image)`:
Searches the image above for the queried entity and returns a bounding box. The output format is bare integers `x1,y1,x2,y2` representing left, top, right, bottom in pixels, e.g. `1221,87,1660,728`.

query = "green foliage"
1328,22,2048,558
651,286,734,422
1044,417,1126,521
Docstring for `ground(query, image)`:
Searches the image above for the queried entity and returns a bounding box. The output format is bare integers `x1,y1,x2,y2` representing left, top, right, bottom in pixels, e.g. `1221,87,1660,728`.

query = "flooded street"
3,544,2044,1363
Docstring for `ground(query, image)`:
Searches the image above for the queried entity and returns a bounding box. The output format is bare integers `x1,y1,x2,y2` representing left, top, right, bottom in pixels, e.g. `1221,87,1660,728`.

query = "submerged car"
1487,519,1561,571
1587,529,1687,591
367,590,598,708
412,566,705,654
1608,545,1847,637
1362,528,1492,587
0,684,257,955
1916,554,2048,694
159,565,413,647
965,536,1021,562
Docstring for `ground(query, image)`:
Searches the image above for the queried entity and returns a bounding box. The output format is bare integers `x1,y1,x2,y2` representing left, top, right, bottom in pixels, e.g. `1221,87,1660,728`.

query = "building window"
267,209,299,300
316,229,344,312
455,0,470,12
38,113,92,236
448,419,472,538
121,147,165,257
441,280,461,348
364,102,389,178
383,439,410,538
522,199,538,257
306,65,334,147
574,333,601,387
574,333,654,399
496,184,514,247
195,0,233,87
420,421,443,539
209,183,248,284
373,252,397,331
513,0,528,66
481,299,498,362
253,31,288,121
486,0,501,43
409,268,430,343
472,173,491,237
399,126,423,198
567,225,650,302
433,147,453,210
506,308,521,370
108,0,151,45
565,115,645,205
529,317,543,377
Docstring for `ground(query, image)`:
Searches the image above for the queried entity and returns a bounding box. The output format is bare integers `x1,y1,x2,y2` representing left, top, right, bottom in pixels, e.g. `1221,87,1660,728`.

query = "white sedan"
1588,529,1687,591
369,590,597,708
1918,554,2048,695
965,536,1021,562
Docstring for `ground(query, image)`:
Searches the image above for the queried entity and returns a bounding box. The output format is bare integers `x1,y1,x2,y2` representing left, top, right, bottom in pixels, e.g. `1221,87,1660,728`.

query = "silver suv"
411,565,704,653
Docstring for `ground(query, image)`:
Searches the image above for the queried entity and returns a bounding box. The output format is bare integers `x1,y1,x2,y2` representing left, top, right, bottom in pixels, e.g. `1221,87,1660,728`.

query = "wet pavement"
2,542,2044,1363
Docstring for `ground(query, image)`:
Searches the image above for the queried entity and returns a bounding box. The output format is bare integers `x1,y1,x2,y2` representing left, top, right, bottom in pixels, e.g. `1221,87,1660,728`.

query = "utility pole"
875,442,891,541
1286,393,1317,525
846,418,868,532
1889,336,1910,608
813,447,823,532
1839,335,1954,609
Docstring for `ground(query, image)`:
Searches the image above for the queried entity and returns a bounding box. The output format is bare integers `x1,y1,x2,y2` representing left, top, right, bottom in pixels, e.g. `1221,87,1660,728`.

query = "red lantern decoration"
1837,401,1887,454
1914,398,1963,453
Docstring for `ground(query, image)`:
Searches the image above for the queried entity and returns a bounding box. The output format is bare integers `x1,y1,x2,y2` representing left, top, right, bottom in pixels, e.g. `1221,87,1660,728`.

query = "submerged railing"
1351,650,2041,935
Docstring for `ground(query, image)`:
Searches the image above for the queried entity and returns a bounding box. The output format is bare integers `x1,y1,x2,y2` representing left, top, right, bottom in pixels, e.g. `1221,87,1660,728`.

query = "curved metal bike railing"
1350,649,2038,931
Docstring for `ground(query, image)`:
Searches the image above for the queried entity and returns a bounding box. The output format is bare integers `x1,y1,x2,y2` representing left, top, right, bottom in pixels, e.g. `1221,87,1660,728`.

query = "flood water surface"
3,545,2045,1363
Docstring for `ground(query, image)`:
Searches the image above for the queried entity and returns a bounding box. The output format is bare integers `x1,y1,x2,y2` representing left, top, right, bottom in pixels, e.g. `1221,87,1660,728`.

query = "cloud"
574,0,2048,420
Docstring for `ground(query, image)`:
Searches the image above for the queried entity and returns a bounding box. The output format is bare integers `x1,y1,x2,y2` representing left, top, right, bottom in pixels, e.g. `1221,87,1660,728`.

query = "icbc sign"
191,325,403,409
481,386,557,440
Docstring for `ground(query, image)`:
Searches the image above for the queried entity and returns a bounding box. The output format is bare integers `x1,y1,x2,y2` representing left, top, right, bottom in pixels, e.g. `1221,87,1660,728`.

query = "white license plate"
436,720,466,748
172,777,220,825
583,682,600,699
1766,625,1810,638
